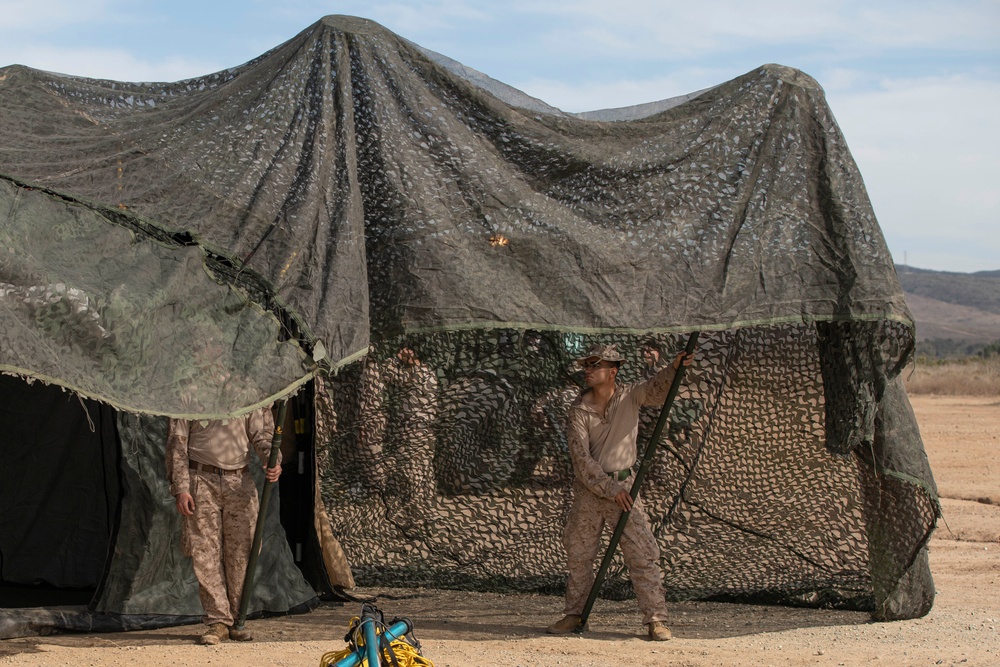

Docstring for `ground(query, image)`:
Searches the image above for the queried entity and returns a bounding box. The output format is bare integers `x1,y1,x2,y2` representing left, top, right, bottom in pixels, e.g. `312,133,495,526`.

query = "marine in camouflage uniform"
166,408,282,645
547,343,693,641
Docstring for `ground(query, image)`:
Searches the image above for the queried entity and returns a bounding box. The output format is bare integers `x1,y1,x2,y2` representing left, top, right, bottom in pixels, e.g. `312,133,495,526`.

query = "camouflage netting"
0,14,936,624
321,325,936,619
0,177,314,417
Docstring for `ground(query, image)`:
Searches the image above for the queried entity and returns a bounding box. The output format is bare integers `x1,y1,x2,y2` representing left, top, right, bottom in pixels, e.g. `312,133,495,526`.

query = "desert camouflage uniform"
166,408,278,627
562,365,677,625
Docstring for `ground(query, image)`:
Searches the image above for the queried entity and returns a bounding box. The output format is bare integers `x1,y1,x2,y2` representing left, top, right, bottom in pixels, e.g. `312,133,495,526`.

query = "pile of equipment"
320,603,433,667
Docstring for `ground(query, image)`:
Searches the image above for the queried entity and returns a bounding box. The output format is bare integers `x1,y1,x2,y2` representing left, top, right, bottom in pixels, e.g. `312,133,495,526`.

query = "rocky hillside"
896,265,1000,355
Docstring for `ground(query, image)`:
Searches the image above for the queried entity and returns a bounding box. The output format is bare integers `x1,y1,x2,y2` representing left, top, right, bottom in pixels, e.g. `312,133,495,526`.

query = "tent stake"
575,332,699,633
235,399,288,631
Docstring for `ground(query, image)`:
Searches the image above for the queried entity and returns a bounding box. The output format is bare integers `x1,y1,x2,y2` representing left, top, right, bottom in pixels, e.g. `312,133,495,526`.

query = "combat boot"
648,621,672,641
546,614,586,634
198,623,228,645
229,625,254,641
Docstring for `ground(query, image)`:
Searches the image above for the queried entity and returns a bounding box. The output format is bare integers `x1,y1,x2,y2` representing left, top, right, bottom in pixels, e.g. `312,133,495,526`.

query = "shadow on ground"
0,587,873,656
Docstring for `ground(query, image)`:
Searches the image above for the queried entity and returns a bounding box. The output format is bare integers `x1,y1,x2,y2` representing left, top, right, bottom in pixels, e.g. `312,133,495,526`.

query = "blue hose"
362,617,379,667
334,619,413,667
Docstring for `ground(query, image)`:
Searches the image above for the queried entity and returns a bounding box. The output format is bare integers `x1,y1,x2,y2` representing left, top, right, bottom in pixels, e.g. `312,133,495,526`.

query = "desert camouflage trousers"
562,477,669,625
184,468,259,627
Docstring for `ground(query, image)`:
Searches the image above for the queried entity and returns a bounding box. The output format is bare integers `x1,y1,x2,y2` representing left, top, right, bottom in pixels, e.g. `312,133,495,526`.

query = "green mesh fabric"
320,326,936,618
0,177,313,417
0,17,910,361
0,15,936,620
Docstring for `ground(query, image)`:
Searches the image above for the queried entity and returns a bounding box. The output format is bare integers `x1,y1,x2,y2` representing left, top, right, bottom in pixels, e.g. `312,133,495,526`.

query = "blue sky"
1,0,997,273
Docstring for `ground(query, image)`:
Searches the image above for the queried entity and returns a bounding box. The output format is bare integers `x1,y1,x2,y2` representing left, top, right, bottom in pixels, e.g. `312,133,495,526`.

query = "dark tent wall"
0,175,333,638
0,173,322,637
0,373,317,639
0,374,119,602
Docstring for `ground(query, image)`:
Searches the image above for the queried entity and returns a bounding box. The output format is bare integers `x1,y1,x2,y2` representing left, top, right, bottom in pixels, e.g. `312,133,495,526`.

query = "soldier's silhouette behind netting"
318,322,936,614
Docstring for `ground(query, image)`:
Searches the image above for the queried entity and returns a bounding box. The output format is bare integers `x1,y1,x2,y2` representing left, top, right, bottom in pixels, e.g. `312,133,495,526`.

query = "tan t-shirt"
566,365,676,500
165,408,278,496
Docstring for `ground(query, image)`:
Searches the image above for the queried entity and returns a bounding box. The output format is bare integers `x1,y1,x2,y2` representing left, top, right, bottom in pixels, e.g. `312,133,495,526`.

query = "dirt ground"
1,394,998,667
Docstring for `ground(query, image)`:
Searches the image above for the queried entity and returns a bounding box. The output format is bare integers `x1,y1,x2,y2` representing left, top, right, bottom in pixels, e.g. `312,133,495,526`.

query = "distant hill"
896,265,1000,316
895,265,1000,355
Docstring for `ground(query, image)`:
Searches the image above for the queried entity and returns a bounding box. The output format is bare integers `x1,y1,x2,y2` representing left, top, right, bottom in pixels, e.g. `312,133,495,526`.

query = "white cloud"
852,3,1000,50
512,0,1000,61
897,250,999,274
818,68,876,93
258,0,492,35
1,44,221,82
826,75,1000,271
0,0,116,30
0,0,212,80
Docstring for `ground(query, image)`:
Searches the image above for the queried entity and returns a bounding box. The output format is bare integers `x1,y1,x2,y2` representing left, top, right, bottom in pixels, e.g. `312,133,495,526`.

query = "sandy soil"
1,394,998,667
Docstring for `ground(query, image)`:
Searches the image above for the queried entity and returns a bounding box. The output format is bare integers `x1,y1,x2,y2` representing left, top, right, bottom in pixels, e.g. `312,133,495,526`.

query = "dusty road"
1,395,997,666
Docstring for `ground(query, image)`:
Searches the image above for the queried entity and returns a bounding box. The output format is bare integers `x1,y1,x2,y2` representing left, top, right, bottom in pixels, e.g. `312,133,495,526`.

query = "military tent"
0,14,937,637
0,180,358,638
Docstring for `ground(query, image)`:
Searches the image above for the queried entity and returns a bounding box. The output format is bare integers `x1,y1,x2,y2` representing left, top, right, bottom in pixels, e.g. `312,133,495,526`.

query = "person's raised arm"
636,351,694,406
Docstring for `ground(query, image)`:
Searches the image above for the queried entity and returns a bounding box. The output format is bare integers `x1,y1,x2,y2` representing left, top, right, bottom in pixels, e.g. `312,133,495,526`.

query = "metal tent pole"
234,399,288,631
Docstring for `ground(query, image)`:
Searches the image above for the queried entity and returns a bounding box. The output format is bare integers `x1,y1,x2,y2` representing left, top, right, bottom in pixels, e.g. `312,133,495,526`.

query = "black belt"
189,461,246,476
607,469,631,481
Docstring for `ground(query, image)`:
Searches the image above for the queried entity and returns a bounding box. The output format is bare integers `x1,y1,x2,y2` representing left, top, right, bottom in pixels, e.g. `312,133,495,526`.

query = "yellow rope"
319,639,434,667
319,615,435,667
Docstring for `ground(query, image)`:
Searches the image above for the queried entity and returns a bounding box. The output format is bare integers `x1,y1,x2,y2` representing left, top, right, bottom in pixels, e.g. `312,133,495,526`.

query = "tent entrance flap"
0,374,121,608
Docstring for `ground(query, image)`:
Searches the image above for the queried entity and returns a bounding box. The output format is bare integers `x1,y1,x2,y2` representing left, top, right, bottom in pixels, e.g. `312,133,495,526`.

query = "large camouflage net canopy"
0,15,936,621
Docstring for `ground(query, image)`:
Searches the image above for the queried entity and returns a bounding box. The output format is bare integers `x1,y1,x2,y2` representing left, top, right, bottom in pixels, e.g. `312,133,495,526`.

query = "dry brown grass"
902,355,1000,395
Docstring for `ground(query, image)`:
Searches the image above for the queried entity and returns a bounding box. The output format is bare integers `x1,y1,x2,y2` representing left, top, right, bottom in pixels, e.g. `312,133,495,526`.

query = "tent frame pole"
575,332,699,633
235,399,288,631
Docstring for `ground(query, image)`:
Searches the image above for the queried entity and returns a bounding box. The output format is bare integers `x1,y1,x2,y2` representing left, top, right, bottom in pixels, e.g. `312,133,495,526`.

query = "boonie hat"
576,343,625,366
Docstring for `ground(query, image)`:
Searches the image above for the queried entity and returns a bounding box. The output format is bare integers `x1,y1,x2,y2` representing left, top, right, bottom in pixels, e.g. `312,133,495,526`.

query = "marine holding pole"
166,404,284,646
546,336,697,641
